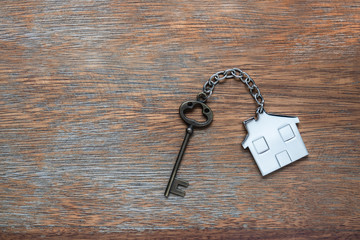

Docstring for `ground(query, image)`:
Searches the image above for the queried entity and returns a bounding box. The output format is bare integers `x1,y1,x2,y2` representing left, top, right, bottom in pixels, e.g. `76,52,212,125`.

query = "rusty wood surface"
0,0,359,239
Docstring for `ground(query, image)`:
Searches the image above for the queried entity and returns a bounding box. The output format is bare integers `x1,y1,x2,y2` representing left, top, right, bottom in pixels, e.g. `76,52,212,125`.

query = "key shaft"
164,126,193,197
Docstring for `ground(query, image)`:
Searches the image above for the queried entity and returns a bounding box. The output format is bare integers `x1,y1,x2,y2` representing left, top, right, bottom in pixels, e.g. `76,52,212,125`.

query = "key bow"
179,101,213,128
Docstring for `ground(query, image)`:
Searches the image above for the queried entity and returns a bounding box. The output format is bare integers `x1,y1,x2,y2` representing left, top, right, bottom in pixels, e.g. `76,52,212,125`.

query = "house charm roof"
242,111,308,176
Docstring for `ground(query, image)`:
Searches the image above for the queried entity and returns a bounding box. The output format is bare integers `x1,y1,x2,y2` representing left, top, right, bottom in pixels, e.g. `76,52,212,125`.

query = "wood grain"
0,0,359,239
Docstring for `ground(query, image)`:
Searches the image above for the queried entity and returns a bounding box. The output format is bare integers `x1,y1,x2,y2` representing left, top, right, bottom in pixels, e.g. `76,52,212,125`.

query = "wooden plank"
0,0,359,238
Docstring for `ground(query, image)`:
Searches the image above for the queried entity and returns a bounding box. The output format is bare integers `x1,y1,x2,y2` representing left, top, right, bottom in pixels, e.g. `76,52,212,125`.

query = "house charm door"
165,68,308,197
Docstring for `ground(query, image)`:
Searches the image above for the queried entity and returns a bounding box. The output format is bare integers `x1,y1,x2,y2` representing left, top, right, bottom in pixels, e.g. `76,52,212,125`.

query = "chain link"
199,68,265,113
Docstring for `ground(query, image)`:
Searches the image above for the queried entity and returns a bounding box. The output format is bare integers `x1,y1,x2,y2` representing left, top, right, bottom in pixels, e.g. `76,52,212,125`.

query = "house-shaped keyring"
242,111,308,176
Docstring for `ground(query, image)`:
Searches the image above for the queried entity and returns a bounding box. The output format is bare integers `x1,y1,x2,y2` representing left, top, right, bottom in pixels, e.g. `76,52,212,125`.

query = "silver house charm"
242,111,308,176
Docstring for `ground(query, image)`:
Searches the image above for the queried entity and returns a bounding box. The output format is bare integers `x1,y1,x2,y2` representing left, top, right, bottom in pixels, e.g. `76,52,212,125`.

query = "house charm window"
279,124,295,142
253,137,269,154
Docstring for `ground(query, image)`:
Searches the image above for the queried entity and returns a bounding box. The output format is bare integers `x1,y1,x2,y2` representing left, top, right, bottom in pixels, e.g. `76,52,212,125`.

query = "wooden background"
0,0,359,239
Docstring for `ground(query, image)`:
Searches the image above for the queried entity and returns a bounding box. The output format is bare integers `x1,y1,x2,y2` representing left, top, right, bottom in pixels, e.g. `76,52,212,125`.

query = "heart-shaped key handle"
179,101,213,128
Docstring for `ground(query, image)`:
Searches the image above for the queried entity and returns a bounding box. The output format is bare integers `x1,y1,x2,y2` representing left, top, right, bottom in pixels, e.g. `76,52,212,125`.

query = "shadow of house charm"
242,111,308,176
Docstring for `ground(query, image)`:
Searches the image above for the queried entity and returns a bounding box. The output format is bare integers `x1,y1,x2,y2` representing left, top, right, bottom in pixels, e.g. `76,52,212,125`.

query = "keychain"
164,68,308,198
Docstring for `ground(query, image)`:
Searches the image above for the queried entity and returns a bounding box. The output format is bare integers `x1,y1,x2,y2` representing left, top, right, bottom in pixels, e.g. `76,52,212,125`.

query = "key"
164,100,213,198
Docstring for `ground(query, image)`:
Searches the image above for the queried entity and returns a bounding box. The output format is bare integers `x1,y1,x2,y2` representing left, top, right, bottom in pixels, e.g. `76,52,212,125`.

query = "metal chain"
197,68,265,114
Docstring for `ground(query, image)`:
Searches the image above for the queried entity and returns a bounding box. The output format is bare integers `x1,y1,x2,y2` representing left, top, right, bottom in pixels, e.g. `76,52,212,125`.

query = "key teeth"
175,178,189,188
170,178,189,197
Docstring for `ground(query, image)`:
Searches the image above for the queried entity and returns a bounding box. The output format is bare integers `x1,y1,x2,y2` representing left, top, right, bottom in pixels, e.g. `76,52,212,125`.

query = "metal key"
164,100,213,198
